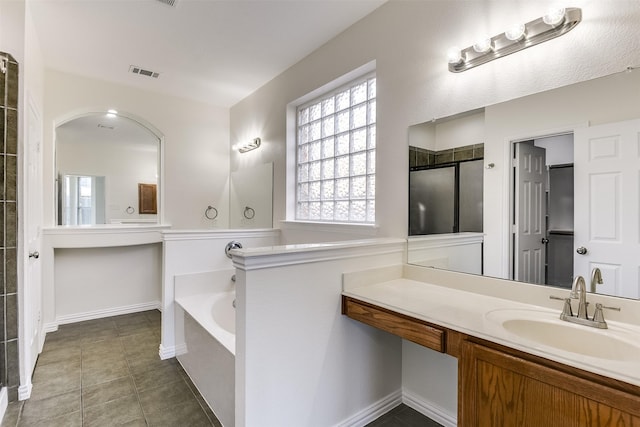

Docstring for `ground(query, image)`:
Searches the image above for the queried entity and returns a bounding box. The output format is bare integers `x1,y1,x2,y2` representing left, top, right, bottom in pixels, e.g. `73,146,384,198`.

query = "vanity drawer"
342,296,445,352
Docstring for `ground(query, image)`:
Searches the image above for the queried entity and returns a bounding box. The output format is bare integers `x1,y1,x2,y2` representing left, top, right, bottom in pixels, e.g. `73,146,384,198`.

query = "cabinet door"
460,342,640,427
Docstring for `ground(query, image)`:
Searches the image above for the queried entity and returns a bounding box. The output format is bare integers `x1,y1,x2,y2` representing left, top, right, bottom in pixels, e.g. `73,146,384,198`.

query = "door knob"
576,246,588,255
541,238,549,244
29,251,40,259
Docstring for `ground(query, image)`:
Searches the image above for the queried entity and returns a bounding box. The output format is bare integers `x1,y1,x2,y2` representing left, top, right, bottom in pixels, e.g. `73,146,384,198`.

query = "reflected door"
514,143,547,284
574,119,640,298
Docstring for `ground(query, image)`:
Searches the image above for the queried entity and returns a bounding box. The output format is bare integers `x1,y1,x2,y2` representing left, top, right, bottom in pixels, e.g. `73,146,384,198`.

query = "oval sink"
485,309,640,362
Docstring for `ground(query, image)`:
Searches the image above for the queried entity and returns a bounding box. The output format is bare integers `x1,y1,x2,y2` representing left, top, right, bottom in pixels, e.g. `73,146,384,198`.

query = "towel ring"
243,206,255,219
126,206,134,214
205,205,218,220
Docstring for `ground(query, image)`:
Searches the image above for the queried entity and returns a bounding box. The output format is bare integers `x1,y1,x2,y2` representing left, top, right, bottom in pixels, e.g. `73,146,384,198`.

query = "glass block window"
296,74,376,223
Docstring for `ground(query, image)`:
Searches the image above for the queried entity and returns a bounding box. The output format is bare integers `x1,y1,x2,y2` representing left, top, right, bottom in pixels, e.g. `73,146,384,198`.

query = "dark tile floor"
366,404,443,427
0,310,220,427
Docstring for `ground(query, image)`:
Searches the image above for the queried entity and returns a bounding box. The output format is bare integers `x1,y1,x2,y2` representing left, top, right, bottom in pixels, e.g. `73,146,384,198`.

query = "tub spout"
225,240,243,259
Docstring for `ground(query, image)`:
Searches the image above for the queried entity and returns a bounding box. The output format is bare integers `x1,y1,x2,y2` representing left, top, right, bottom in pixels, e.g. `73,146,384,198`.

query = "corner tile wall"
0,52,19,402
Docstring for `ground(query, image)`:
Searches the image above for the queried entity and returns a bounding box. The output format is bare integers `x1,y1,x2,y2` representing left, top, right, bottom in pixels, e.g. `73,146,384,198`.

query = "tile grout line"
121,323,151,427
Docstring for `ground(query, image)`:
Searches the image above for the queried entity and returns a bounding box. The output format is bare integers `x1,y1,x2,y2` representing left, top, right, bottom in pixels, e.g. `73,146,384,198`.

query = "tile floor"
366,404,443,427
1,310,442,427
0,310,220,427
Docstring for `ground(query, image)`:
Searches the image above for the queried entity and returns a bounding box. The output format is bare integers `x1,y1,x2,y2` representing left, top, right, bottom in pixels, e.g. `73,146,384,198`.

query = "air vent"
156,0,177,7
129,65,160,79
97,124,114,130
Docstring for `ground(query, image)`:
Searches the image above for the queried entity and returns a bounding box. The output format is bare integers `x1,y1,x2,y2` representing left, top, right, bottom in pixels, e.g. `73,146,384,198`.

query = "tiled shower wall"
409,143,484,168
0,52,20,402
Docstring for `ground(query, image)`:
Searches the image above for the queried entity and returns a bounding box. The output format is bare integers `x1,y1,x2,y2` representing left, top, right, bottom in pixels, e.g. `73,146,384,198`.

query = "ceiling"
29,0,386,108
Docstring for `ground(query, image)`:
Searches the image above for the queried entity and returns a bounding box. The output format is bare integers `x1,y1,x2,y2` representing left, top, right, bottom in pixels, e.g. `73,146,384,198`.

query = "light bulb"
447,47,464,65
473,37,493,54
543,7,566,26
505,23,526,41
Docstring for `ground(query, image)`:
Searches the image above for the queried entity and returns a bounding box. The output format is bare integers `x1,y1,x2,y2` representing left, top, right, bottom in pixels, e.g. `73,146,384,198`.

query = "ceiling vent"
129,65,160,79
155,0,178,7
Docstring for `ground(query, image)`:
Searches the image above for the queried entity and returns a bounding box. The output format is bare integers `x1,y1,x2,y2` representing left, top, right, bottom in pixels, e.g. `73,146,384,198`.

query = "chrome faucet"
551,275,618,329
590,267,603,293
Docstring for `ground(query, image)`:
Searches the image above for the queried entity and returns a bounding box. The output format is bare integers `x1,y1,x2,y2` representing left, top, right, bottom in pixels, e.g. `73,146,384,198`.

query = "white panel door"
514,143,547,284
574,119,640,298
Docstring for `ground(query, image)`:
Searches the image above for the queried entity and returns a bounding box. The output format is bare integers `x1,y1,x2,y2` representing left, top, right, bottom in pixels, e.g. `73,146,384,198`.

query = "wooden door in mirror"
138,183,157,214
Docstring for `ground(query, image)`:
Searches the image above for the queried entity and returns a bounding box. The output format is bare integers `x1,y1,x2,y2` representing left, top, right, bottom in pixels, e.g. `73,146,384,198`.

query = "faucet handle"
550,295,573,319
560,298,574,319
592,303,606,323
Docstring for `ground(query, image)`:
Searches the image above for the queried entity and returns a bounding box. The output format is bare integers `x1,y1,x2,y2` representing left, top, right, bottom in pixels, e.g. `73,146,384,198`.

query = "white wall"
230,0,640,242
229,162,273,228
234,240,405,426
54,244,162,322
43,69,231,229
534,134,574,166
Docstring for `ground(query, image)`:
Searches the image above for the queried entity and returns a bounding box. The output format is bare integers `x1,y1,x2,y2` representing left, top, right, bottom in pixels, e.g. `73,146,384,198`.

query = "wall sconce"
448,7,582,73
238,137,261,153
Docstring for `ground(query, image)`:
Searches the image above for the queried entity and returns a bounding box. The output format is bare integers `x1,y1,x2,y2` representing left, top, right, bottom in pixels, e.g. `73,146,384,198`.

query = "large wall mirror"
408,69,640,300
56,112,161,225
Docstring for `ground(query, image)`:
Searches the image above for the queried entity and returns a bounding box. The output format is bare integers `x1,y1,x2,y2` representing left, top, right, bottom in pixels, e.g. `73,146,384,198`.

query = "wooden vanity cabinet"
341,296,640,427
460,340,640,427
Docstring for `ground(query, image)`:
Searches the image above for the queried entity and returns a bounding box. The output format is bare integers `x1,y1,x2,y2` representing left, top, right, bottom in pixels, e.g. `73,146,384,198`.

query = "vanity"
342,264,640,426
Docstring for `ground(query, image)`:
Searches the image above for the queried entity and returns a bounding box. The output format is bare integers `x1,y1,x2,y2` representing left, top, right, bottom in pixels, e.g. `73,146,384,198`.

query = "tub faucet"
590,267,603,293
225,240,243,259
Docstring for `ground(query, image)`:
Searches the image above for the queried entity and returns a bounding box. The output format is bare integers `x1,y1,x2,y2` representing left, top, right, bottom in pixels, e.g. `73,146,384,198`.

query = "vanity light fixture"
448,7,581,73
238,137,261,153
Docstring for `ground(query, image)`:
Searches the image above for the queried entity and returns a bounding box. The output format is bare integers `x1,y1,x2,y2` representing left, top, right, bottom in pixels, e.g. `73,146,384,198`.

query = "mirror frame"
54,109,165,226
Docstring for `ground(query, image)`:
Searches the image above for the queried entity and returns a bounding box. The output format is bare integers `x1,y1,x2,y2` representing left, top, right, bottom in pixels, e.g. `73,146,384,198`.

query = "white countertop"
343,265,640,388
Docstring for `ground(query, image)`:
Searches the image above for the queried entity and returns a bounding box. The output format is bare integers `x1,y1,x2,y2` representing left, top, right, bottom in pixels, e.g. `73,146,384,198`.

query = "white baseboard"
18,383,32,401
43,322,59,333
54,301,161,326
0,387,7,425
159,343,177,360
402,388,457,427
335,390,402,427
174,343,188,357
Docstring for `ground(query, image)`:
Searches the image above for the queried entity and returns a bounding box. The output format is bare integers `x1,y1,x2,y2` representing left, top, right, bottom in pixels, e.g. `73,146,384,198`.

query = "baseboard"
0,387,7,425
55,301,161,326
43,322,59,333
402,389,457,427
18,383,32,401
159,343,177,360
174,343,188,357
334,390,402,427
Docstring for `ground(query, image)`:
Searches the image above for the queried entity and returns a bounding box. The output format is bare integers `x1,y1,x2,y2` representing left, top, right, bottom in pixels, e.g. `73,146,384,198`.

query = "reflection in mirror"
56,113,161,225
229,162,273,228
407,70,640,299
59,174,105,225
408,110,485,275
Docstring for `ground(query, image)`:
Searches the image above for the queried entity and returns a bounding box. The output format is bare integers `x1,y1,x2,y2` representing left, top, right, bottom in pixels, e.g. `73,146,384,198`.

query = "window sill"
280,220,379,237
